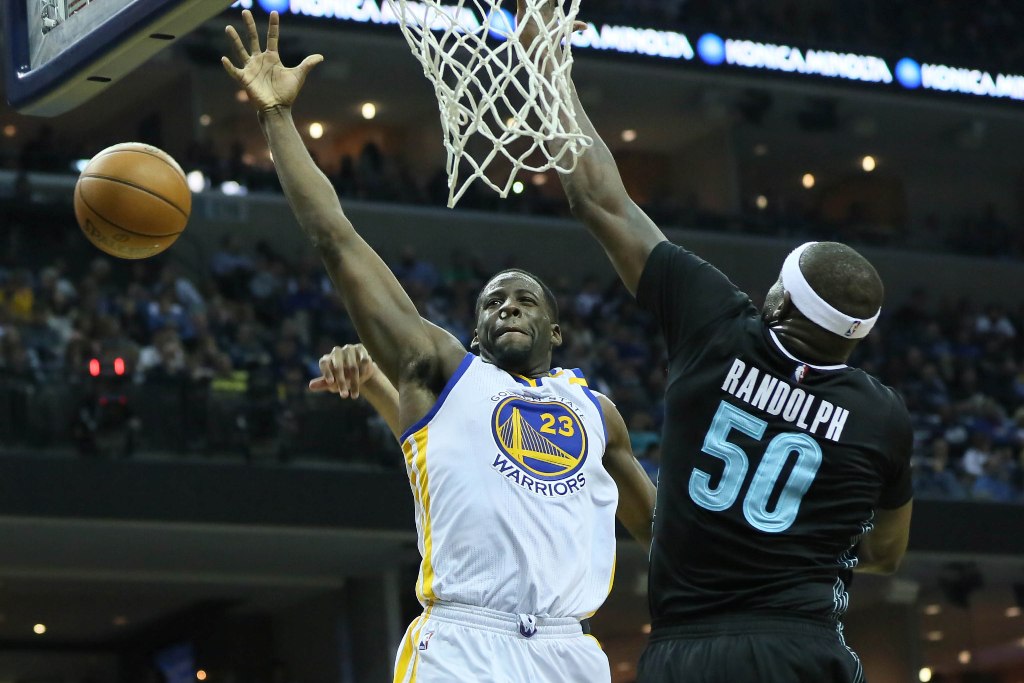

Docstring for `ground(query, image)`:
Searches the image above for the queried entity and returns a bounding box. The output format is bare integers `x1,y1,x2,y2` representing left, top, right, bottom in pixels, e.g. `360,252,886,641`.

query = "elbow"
861,553,904,575
879,554,905,574
566,187,599,220
567,190,632,228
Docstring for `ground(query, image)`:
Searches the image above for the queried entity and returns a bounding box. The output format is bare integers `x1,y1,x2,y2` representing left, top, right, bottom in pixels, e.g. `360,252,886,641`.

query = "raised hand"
309,344,378,399
221,10,323,112
515,0,585,51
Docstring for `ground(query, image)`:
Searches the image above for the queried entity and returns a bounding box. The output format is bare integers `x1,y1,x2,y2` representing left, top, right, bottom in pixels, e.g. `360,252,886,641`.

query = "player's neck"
770,322,855,366
481,352,553,378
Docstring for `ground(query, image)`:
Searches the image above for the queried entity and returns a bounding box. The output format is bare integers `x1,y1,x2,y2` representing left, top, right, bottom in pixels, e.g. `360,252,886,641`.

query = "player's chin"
487,337,534,366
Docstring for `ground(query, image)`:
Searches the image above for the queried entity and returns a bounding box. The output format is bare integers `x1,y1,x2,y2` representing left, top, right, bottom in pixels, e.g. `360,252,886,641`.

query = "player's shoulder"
847,367,912,424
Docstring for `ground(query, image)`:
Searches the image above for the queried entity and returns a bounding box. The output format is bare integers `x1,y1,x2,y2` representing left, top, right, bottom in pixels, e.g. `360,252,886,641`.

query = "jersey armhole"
400,352,475,443
582,387,610,446
567,368,609,444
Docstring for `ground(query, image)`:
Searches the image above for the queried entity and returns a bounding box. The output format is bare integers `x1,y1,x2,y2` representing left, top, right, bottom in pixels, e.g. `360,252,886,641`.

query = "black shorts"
637,615,864,683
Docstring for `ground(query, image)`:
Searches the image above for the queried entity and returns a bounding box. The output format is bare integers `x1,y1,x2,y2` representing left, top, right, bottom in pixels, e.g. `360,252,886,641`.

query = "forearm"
360,372,402,441
559,82,632,217
854,538,904,575
554,76,664,293
619,508,653,549
257,106,429,383
259,106,352,250
854,500,912,575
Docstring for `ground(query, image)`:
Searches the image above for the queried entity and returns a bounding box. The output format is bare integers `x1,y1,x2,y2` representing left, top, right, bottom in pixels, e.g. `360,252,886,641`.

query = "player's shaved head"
798,242,883,319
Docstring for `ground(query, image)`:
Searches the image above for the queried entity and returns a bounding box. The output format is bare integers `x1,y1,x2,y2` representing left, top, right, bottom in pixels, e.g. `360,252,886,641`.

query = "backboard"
4,0,234,116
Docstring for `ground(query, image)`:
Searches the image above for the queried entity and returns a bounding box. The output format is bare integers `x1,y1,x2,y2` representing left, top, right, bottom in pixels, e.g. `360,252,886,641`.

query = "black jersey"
636,241,912,627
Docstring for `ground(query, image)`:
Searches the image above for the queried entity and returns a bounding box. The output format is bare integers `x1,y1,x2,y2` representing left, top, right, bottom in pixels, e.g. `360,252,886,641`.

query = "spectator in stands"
913,438,967,500
972,446,1019,502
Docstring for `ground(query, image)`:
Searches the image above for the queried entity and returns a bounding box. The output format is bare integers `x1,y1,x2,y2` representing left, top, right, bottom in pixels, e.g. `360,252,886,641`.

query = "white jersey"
400,353,619,620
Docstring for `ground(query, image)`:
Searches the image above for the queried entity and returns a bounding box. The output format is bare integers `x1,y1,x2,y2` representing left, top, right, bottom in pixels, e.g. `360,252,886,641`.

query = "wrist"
259,104,292,121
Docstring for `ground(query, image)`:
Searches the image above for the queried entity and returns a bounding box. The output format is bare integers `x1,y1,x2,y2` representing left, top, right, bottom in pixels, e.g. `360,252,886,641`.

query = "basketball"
73,142,192,259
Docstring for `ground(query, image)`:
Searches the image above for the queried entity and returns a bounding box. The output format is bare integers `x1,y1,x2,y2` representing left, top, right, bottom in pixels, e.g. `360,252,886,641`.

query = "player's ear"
772,290,795,322
550,323,562,348
470,329,480,353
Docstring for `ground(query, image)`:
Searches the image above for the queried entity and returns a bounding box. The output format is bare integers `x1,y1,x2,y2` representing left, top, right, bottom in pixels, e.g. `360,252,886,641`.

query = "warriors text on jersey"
399,354,619,619
636,242,912,627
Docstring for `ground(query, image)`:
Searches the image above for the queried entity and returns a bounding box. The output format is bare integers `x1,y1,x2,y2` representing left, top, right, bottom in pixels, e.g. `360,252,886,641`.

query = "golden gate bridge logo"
491,397,587,480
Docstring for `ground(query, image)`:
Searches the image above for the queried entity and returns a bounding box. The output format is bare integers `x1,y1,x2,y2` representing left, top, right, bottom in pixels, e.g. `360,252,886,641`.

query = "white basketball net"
385,0,592,207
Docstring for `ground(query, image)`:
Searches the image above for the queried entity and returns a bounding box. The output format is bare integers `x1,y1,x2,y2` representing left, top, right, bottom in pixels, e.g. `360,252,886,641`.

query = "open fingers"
266,11,280,53
242,9,262,56
295,54,324,80
220,56,243,82
224,24,249,66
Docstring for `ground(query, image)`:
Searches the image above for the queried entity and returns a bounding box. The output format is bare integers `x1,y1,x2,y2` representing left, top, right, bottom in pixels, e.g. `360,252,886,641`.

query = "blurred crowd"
585,0,1024,72
6,128,1023,260
0,230,1022,502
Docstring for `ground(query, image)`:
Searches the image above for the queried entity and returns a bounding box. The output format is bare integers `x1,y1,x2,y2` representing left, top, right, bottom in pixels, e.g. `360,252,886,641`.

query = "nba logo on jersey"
793,364,809,383
490,396,589,498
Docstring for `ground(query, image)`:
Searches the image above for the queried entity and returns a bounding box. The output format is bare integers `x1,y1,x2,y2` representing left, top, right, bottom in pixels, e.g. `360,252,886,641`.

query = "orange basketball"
74,142,192,259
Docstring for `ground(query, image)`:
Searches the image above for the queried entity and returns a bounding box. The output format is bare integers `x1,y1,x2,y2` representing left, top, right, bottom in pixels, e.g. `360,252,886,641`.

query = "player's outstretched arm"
598,395,656,548
310,343,401,440
516,1,665,295
855,500,912,574
222,11,463,397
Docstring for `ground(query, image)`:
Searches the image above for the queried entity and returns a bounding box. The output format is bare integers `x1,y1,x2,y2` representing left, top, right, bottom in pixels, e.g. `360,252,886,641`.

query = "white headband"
781,242,880,339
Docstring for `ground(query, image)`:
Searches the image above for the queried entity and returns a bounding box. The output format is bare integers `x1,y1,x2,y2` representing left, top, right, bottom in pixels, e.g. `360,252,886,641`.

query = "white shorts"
393,602,610,683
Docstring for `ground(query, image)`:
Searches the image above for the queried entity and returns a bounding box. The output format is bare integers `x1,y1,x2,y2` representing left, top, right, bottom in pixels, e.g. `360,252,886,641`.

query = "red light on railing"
89,359,100,377
114,357,125,376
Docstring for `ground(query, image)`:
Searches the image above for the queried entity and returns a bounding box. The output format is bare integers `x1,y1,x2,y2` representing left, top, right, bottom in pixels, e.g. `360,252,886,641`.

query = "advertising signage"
233,0,1024,104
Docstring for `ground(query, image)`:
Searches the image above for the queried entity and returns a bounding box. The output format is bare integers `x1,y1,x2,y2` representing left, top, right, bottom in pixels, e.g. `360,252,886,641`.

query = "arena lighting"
755,195,768,210
2,124,15,137
918,668,932,683
361,102,377,120
89,358,100,377
186,171,206,193
113,357,125,376
926,631,944,641
802,173,816,189
1008,606,1022,617
512,181,525,195
308,121,324,139
220,181,247,196
196,671,207,681
621,129,638,142
958,650,972,665
199,114,212,127
73,158,90,172
862,155,877,172
33,624,46,635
